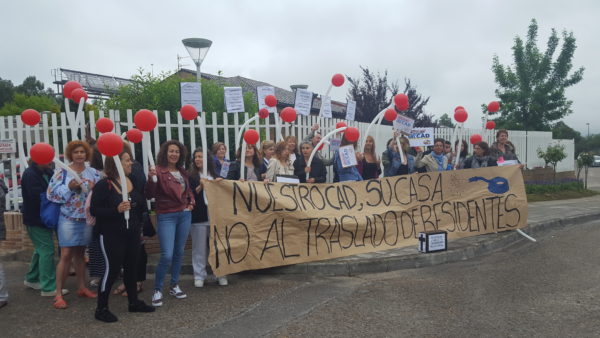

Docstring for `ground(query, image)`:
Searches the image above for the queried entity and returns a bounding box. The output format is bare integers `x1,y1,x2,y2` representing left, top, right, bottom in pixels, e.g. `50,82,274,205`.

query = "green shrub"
526,181,585,194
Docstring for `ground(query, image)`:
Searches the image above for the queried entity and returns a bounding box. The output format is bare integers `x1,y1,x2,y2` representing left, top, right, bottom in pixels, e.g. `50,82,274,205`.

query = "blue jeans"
154,211,192,291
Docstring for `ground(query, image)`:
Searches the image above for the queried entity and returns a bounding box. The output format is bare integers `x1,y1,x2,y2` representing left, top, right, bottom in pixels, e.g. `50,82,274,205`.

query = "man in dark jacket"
21,161,61,297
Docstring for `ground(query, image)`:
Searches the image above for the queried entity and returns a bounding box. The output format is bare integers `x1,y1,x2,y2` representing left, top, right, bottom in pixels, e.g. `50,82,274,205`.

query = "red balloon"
258,108,270,119
126,128,143,143
331,73,345,87
454,106,465,113
487,101,500,113
180,105,198,121
384,108,397,122
243,129,260,145
30,143,55,165
97,132,124,157
63,81,82,99
394,94,409,111
335,122,347,129
470,134,483,145
454,109,468,123
21,109,40,126
95,117,114,133
485,121,496,130
280,107,297,123
71,88,88,103
134,109,157,132
264,95,277,108
344,127,360,142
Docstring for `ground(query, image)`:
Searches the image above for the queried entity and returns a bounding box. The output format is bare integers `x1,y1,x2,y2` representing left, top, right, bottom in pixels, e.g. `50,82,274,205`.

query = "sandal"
113,284,126,295
77,288,97,298
53,296,67,309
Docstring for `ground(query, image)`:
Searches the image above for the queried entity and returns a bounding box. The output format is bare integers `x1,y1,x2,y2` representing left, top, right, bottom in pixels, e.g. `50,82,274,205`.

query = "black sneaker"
129,300,156,313
95,307,118,323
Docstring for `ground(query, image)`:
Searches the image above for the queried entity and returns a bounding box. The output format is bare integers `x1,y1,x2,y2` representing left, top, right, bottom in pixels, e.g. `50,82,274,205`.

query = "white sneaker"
194,279,204,288
41,289,69,297
217,276,229,286
152,290,163,307
169,285,187,299
24,280,41,290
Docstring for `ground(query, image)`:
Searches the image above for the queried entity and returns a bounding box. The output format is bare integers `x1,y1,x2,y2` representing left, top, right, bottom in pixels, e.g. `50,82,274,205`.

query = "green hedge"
526,181,585,194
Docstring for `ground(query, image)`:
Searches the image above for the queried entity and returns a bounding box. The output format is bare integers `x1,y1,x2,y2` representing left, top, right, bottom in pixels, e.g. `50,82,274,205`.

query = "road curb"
3,212,599,276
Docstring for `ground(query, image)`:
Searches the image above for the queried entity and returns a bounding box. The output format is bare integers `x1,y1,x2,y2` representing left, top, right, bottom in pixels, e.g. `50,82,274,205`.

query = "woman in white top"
266,141,295,182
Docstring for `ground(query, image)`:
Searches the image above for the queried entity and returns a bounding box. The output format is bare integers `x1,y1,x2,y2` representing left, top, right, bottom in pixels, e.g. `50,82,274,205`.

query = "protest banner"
393,114,415,135
408,128,434,147
206,165,528,276
346,100,356,121
224,87,245,113
294,89,313,116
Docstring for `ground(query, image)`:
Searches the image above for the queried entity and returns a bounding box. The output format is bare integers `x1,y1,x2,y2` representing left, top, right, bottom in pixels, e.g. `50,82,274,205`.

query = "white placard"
428,233,447,251
257,86,276,113
339,145,357,168
180,82,203,112
345,100,356,121
275,175,300,183
408,128,435,147
293,89,313,116
224,87,245,113
319,95,332,118
219,161,230,178
0,139,16,153
393,114,415,135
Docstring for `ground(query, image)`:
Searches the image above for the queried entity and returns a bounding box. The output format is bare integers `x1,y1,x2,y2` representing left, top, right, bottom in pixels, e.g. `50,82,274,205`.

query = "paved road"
1,218,598,337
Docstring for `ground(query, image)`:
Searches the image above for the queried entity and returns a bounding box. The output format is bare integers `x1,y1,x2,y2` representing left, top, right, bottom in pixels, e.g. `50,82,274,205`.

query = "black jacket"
90,178,146,236
294,156,326,183
188,173,209,223
225,161,267,181
463,156,498,169
21,164,54,228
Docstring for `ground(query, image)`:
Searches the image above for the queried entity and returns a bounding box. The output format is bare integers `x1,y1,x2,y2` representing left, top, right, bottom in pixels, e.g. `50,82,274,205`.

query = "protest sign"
319,96,332,118
224,87,245,113
180,82,202,112
257,86,276,113
0,139,16,153
408,128,434,147
294,89,313,116
393,114,415,135
345,100,356,121
206,165,528,276
338,145,357,168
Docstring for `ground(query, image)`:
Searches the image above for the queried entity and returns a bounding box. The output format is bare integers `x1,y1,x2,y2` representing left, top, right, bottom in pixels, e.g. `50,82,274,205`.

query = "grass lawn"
527,189,599,202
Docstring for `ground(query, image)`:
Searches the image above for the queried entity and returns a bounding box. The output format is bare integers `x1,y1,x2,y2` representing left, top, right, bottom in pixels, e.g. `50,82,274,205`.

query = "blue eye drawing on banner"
468,176,509,194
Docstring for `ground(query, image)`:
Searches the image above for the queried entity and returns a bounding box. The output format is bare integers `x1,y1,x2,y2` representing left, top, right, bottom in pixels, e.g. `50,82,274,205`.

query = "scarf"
431,152,446,171
471,155,489,169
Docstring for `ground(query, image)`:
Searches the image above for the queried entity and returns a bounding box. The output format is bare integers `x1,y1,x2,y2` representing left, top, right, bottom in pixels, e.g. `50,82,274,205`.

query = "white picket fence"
0,110,574,211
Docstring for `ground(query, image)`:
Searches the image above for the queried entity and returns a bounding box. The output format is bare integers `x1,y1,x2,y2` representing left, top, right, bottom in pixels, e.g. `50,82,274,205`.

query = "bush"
526,181,585,194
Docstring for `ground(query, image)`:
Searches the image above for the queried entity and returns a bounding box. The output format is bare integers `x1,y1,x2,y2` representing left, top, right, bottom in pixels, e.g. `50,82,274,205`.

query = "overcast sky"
1,0,597,134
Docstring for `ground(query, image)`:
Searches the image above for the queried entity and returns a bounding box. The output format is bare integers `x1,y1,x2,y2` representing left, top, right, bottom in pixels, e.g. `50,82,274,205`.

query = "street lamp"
587,122,590,138
182,38,212,81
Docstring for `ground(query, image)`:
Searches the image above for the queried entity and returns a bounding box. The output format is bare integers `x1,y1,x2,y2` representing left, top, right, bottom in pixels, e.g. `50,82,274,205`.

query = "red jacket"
145,165,195,214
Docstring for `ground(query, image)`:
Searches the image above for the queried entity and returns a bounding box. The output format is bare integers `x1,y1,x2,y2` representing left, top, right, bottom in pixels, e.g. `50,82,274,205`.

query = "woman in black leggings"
90,146,154,322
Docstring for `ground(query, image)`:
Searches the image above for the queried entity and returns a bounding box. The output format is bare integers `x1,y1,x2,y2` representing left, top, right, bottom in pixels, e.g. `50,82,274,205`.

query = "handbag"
40,169,66,230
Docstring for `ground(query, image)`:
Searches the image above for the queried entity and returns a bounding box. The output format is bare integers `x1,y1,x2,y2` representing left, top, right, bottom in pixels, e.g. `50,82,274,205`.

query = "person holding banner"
145,140,195,307
415,138,450,172
91,146,155,322
284,136,300,165
490,129,520,163
265,141,295,182
451,140,469,170
399,136,416,174
463,141,498,169
211,142,230,178
358,136,381,179
260,140,276,167
382,137,402,177
226,144,267,181
294,141,326,183
188,148,228,287
333,138,363,182
47,141,101,309
303,124,333,166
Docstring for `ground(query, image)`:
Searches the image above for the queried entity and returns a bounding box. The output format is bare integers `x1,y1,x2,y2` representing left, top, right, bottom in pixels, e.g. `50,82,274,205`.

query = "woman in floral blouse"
47,140,101,309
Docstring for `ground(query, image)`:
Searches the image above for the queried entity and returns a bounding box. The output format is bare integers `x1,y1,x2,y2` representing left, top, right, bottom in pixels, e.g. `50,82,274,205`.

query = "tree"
347,67,435,126
0,93,60,116
488,19,584,131
537,143,567,183
576,152,593,189
15,76,47,96
0,77,15,108
438,113,455,128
